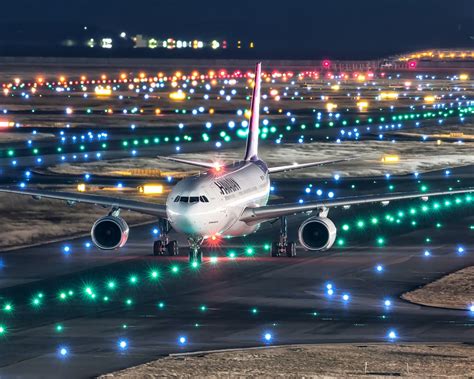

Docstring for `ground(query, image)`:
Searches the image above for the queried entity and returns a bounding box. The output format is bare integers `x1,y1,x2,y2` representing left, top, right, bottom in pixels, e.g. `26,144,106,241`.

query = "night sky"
2,0,473,57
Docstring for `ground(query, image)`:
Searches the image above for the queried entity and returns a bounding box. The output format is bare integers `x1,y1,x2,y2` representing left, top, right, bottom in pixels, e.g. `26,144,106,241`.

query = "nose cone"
167,202,208,235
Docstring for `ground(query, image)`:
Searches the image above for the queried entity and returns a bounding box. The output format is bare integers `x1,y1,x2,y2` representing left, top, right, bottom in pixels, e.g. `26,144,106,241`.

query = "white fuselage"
166,160,270,238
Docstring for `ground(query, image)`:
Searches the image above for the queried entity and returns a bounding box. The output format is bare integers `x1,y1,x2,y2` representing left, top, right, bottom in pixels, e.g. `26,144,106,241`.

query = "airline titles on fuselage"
214,177,241,195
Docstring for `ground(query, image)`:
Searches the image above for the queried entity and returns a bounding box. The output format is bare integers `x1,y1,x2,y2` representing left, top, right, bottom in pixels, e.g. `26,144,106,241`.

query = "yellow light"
95,86,112,96
155,108,161,115
244,109,251,119
459,74,469,81
0,121,14,128
326,103,337,112
357,74,366,82
169,91,186,101
378,92,399,100
357,101,369,110
424,95,436,103
381,154,400,163
77,183,86,192
331,84,340,91
138,184,164,195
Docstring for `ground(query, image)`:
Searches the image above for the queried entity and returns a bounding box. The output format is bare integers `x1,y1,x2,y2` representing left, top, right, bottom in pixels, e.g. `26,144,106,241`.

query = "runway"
0,168,473,377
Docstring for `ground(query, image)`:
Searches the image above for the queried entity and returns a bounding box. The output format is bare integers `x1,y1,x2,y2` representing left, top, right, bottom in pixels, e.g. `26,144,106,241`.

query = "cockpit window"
176,196,209,204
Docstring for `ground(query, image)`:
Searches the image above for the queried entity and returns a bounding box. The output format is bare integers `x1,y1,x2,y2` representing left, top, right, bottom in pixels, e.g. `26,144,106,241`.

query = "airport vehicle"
0,63,472,263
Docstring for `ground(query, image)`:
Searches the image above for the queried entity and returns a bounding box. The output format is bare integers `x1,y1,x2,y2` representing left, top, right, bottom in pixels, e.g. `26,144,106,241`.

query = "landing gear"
188,236,203,264
271,216,297,257
153,219,179,256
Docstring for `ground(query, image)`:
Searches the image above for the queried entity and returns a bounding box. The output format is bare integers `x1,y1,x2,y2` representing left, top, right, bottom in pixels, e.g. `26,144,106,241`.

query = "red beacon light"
213,162,223,173
322,60,331,69
408,60,417,69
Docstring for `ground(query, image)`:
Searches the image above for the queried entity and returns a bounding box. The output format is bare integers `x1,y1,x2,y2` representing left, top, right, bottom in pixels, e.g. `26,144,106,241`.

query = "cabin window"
200,196,209,203
174,196,180,202
190,197,199,203
180,196,189,203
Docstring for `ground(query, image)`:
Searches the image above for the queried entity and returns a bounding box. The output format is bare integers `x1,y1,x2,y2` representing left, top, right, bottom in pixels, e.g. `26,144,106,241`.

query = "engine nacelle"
91,216,129,250
298,217,337,251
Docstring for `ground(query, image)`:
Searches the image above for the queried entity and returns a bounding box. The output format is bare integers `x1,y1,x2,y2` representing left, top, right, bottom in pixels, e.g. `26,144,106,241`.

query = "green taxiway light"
150,270,159,279
377,237,385,246
55,324,63,332
3,303,12,313
263,243,271,251
129,275,138,285
200,305,207,312
107,281,116,289
191,261,199,269
342,224,350,231
171,265,179,273
228,251,237,259
251,307,258,315
209,256,218,264
125,298,133,306
245,247,255,255
32,298,41,307
0,325,6,335
158,302,165,309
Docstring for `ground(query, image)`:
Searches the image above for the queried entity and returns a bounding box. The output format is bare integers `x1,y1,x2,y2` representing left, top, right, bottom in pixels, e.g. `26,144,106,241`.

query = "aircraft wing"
0,188,168,218
268,157,354,174
239,188,474,224
157,155,216,169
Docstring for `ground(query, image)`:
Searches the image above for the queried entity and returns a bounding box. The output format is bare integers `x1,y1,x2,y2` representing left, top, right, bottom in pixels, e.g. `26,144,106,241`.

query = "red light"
322,60,331,69
408,61,417,69
206,234,222,248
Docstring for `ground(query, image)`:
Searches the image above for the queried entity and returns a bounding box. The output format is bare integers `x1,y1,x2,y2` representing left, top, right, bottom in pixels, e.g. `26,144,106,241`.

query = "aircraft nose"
168,204,205,235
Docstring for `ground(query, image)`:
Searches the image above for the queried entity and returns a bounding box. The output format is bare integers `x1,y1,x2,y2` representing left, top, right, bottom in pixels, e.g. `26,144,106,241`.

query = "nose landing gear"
271,216,296,257
153,219,179,256
188,236,203,264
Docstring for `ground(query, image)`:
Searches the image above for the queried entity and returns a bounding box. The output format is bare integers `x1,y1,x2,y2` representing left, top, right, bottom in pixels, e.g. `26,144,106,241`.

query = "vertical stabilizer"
244,62,262,161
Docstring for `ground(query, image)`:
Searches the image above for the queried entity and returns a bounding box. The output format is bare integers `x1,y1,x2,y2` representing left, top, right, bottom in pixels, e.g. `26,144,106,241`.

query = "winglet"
244,62,262,161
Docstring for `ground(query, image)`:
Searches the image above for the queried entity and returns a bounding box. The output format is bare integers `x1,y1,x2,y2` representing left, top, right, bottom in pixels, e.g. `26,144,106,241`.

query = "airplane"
0,62,473,263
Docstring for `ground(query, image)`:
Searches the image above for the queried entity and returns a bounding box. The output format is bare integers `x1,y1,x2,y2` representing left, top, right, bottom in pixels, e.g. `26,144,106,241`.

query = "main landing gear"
153,219,179,256
271,216,296,257
188,236,203,264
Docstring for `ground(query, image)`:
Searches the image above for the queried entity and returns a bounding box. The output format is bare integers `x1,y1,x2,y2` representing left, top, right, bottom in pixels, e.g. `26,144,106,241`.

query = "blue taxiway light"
178,336,187,345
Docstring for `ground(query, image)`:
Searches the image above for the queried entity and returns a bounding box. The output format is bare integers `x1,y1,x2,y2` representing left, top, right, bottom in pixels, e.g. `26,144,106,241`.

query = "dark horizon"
0,0,473,59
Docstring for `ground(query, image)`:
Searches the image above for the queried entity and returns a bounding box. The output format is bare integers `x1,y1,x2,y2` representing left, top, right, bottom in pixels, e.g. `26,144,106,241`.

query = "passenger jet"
1,63,472,262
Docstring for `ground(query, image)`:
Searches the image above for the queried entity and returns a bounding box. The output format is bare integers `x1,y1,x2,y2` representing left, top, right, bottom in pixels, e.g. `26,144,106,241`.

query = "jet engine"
298,217,337,251
91,215,129,250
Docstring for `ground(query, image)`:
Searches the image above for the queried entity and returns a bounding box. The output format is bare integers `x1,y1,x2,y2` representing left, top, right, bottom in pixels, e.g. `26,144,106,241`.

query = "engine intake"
298,217,337,251
91,216,129,250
